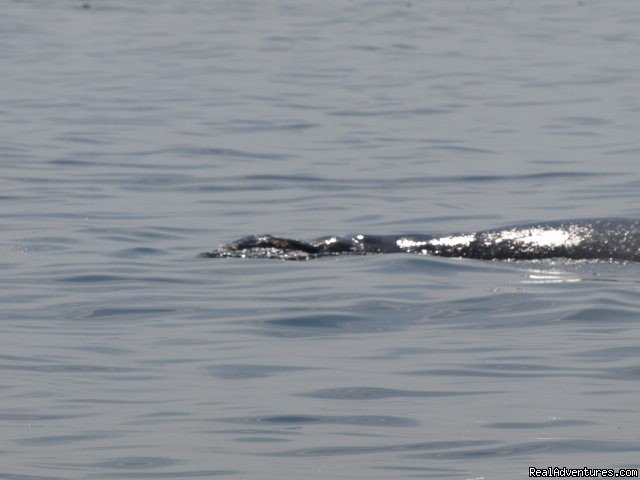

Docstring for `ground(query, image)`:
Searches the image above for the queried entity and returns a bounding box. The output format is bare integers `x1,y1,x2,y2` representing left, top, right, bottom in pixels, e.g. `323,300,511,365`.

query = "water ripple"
301,387,480,400
228,414,418,427
410,439,640,459
271,440,498,457
204,364,310,380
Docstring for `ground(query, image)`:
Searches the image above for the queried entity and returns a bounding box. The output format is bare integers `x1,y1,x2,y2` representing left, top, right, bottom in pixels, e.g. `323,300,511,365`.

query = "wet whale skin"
200,219,640,262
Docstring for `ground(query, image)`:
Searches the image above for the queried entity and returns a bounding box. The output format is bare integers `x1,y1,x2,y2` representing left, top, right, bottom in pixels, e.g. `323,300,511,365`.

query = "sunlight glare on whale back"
489,226,584,248
427,234,475,248
395,238,428,250
396,227,584,254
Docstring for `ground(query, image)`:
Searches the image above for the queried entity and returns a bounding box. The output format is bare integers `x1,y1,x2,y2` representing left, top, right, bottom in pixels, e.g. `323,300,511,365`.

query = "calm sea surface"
2,1,640,478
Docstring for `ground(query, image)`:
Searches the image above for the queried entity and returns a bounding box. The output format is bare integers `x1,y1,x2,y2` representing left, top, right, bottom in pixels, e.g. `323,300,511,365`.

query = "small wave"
228,414,417,427
301,386,478,400
204,364,309,380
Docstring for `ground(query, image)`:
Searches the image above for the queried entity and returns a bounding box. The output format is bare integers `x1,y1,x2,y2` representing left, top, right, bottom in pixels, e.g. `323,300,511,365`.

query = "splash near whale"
199,219,640,262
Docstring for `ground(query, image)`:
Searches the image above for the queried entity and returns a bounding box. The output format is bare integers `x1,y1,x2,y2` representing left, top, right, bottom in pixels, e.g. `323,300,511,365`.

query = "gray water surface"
2,1,640,478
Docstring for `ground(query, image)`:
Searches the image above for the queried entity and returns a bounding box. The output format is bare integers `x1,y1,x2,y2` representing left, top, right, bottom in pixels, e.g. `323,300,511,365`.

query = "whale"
199,218,640,262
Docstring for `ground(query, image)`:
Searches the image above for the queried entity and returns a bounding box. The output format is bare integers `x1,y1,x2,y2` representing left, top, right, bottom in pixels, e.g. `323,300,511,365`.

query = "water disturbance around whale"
200,218,640,261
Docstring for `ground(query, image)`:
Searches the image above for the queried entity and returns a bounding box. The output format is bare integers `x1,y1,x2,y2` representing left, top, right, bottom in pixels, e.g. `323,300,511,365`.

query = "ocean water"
2,1,640,478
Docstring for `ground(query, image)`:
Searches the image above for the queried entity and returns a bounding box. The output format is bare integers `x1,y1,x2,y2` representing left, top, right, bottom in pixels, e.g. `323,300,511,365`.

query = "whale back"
200,218,640,262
